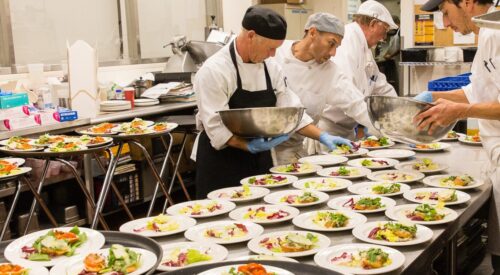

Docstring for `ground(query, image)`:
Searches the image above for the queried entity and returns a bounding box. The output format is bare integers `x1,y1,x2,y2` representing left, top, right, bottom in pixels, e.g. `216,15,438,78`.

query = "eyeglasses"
377,21,391,34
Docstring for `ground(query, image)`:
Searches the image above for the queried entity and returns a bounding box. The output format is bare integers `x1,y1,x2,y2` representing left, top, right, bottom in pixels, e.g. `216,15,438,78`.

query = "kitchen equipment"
100,100,131,112
163,36,224,73
218,107,304,138
401,48,428,62
134,77,147,98
472,9,500,30
365,95,456,144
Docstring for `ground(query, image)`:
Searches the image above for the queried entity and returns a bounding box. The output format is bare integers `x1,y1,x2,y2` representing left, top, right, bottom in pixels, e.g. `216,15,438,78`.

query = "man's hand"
319,132,352,151
413,98,470,135
247,135,290,154
413,91,433,103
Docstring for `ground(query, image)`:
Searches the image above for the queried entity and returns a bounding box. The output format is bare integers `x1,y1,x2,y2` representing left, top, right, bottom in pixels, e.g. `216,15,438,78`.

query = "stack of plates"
135,98,159,107
100,100,131,112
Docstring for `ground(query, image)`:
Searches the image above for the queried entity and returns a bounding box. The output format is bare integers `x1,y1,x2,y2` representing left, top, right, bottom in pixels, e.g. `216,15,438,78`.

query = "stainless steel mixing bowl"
365,95,456,144
218,107,305,138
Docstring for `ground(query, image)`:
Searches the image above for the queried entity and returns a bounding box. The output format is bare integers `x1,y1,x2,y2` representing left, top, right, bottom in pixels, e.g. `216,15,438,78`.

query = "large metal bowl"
218,107,305,138
365,95,456,144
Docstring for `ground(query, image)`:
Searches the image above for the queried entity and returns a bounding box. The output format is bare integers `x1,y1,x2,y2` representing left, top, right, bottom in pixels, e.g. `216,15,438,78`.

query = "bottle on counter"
115,89,124,100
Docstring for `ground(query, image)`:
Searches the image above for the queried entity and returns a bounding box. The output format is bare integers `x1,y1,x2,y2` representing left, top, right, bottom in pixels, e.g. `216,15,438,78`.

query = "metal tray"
74,124,178,140
0,231,163,275
159,260,342,275
0,144,111,158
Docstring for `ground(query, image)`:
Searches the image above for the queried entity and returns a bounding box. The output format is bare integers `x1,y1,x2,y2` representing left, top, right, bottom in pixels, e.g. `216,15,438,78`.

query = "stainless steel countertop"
155,142,491,274
0,102,196,139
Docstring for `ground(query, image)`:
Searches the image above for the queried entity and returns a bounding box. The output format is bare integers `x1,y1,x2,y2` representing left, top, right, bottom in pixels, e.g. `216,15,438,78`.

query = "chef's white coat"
318,22,397,140
462,6,500,255
191,41,313,160
271,40,378,164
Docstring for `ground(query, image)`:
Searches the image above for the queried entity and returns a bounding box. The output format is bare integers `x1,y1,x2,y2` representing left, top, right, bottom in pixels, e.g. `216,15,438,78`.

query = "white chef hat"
356,0,399,30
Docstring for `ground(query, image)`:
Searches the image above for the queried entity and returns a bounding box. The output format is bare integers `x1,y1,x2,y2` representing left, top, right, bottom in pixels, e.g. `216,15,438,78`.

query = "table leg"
56,158,109,230
444,235,458,275
20,176,58,231
146,133,173,217
0,179,21,240
91,145,122,229
163,132,191,212
93,149,133,220
129,140,175,211
24,159,50,235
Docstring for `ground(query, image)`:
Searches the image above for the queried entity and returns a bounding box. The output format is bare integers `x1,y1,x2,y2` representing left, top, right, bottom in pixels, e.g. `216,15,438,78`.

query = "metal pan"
0,143,111,158
159,260,342,275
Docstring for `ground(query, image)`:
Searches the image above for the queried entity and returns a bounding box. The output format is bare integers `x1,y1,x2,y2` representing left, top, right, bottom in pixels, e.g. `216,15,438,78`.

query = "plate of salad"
314,243,405,274
207,185,270,202
263,190,329,207
328,144,369,158
119,214,196,237
359,136,395,149
166,199,236,218
0,263,49,275
269,163,322,176
240,174,297,188
157,241,228,271
385,204,458,225
198,263,294,275
4,226,105,267
317,166,371,179
395,158,449,174
49,244,156,275
228,204,300,224
403,187,471,205
184,221,263,245
292,177,352,192
347,158,399,170
353,221,433,246
327,195,396,214
348,182,411,197
292,210,367,232
423,174,484,190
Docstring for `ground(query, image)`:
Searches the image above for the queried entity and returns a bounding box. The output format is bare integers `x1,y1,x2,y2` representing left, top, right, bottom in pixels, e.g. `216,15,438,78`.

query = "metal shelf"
400,61,472,66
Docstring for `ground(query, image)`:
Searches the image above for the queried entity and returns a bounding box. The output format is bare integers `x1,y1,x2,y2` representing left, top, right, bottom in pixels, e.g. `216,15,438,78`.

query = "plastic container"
467,118,479,136
428,73,471,91
124,87,135,109
115,89,124,100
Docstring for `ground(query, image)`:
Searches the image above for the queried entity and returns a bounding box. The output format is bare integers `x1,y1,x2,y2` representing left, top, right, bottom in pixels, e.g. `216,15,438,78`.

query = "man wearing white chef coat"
414,0,500,272
316,0,398,145
272,13,377,164
193,6,352,199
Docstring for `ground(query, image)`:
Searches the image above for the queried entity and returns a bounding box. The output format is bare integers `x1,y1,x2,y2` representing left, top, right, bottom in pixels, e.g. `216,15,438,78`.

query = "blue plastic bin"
427,73,471,91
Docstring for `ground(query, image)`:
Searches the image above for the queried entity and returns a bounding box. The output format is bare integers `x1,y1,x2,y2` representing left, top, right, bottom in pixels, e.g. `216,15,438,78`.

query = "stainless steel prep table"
154,142,491,275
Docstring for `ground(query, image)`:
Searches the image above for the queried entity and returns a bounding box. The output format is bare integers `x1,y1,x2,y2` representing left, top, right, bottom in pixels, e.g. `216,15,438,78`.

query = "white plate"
263,190,329,207
5,227,105,267
423,174,485,190
0,157,25,166
292,210,367,232
298,155,347,166
147,122,178,134
368,170,425,183
0,167,32,179
403,187,471,205
347,157,399,170
328,147,369,158
78,136,113,147
100,100,131,106
199,264,294,275
135,98,159,106
407,142,451,152
314,243,405,275
44,143,88,153
0,145,44,152
112,120,155,132
240,174,297,188
385,204,458,225
269,163,322,176
440,132,465,142
395,160,449,174
353,221,433,246
101,106,132,112
458,135,482,146
207,186,270,202
327,195,396,214
166,199,235,218
157,242,228,271
367,149,416,159
0,263,49,275
119,215,196,237
229,204,300,224
348,182,411,197
359,140,395,150
231,255,298,263
0,138,37,146
292,177,352,192
49,247,156,275
184,221,263,244
317,166,371,179
247,230,331,258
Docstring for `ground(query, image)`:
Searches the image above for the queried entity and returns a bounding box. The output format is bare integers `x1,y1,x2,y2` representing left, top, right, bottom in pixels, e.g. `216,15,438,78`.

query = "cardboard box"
0,93,29,109
39,109,78,125
0,114,41,131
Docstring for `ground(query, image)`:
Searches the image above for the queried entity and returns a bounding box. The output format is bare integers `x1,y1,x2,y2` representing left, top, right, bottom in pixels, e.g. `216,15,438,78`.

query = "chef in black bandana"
193,6,352,199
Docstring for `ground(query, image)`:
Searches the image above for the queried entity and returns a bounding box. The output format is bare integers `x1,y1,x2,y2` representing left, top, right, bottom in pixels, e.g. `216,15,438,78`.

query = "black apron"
195,41,277,199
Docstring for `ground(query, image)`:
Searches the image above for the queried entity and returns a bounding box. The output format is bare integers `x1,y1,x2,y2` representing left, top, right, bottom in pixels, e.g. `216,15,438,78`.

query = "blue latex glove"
247,134,289,154
413,91,433,103
319,132,352,151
